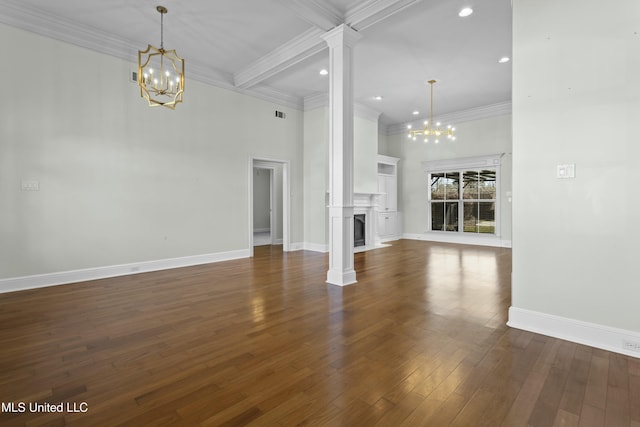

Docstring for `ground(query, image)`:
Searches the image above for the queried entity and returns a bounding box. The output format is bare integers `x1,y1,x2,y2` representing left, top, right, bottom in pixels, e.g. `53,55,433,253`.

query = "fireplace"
354,214,366,247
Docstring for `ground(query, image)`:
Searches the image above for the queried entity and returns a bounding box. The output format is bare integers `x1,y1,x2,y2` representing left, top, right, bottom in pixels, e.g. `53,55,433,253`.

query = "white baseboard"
291,242,392,254
0,249,250,294
403,232,512,248
508,307,640,359
289,242,329,253
288,242,305,251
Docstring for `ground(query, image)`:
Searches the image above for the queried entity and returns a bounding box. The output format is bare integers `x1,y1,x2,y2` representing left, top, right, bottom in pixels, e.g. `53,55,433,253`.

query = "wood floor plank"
604,353,631,426
578,404,605,427
0,241,637,426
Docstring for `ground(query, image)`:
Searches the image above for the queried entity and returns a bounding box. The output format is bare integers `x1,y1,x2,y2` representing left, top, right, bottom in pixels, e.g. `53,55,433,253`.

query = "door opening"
249,157,290,256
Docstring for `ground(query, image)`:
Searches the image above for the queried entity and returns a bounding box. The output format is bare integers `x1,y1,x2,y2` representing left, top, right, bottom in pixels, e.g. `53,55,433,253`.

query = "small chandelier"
138,6,185,109
407,80,455,143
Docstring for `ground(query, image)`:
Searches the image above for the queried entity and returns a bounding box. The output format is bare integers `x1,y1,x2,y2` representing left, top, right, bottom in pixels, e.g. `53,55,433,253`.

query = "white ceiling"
0,0,512,128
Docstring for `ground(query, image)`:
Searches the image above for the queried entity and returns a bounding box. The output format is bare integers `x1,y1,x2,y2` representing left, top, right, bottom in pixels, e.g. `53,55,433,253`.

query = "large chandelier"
407,80,455,143
138,6,185,109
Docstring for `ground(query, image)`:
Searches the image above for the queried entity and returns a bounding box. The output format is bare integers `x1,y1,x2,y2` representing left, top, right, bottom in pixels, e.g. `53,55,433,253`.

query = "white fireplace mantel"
353,192,390,253
324,191,391,253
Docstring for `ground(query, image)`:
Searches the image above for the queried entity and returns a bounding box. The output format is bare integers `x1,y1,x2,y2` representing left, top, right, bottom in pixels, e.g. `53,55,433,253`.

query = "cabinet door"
378,175,397,212
378,212,397,237
377,213,387,236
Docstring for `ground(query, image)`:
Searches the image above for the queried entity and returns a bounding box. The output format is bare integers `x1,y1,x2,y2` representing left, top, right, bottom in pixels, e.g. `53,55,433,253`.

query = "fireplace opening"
354,214,366,247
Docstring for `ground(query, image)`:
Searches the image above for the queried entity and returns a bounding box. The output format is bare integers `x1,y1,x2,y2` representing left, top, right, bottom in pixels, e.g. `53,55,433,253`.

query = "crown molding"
346,0,423,31
385,101,512,135
355,103,382,122
273,0,342,31
304,92,328,111
0,0,305,111
247,84,305,110
0,0,135,60
322,23,362,48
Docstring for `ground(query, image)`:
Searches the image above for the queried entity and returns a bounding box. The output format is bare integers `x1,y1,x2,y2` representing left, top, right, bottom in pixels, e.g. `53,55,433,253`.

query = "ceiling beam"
273,0,342,31
234,0,424,89
234,27,326,89
346,0,423,31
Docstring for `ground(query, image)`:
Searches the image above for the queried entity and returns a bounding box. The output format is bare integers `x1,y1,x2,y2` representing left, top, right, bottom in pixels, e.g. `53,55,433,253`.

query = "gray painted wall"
512,0,640,332
0,23,303,279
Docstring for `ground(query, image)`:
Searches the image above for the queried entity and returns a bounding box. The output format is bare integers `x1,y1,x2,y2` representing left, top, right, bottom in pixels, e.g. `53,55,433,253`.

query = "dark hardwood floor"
0,240,638,426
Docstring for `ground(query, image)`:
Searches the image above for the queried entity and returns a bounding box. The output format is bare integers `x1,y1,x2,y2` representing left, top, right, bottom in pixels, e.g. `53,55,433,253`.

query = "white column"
322,24,362,286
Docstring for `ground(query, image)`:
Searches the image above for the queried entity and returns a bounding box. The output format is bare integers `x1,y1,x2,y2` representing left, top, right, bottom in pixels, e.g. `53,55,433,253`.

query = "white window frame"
422,154,503,239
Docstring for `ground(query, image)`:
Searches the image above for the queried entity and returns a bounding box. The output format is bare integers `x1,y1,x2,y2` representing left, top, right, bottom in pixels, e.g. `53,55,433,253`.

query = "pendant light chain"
160,9,164,50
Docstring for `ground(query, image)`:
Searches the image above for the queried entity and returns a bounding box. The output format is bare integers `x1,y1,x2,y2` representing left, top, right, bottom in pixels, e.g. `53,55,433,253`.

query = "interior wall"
302,106,379,249
302,107,329,248
378,131,389,156
0,23,303,280
252,168,271,232
385,114,513,243
512,0,640,333
353,115,379,194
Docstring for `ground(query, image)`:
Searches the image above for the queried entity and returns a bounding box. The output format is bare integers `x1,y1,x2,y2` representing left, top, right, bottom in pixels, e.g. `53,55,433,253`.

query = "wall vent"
131,70,138,83
275,110,286,119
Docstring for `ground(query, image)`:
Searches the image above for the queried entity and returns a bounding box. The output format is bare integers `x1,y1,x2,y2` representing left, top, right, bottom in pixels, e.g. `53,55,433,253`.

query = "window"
423,155,501,236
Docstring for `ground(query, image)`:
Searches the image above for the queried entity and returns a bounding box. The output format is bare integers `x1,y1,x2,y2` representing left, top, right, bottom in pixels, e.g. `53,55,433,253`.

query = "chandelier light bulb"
459,7,473,17
407,124,412,129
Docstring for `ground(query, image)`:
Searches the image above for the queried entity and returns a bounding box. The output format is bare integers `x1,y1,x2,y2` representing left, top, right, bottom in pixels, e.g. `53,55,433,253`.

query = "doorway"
249,157,290,256
252,167,274,246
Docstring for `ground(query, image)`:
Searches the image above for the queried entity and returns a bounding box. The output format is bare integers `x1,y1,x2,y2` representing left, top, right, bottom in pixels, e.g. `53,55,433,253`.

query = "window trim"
423,154,503,237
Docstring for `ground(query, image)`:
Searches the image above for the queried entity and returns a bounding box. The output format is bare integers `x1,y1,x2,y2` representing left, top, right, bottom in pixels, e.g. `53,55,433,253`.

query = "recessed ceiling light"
459,7,473,17
412,111,420,115
498,56,510,63
374,96,383,101
319,69,328,76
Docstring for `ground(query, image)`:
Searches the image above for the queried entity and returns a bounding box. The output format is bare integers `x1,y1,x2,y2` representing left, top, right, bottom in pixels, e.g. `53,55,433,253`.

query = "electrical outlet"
622,340,640,352
21,180,39,191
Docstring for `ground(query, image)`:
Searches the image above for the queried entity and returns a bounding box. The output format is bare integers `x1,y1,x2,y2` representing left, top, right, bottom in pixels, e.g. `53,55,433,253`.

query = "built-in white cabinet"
377,212,397,238
377,155,400,241
377,174,397,212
